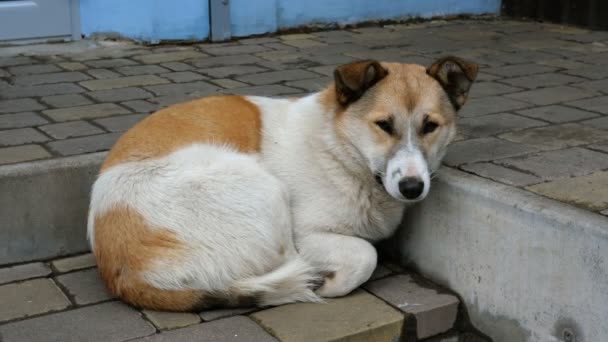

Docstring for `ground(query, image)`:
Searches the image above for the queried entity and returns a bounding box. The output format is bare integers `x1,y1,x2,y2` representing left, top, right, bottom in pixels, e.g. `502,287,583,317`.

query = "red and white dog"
88,57,478,311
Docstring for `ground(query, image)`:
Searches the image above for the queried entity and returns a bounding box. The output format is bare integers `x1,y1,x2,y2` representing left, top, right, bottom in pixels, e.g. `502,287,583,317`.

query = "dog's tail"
228,256,323,307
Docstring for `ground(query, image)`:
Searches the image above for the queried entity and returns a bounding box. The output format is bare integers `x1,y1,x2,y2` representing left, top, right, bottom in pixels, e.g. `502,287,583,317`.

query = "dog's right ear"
334,60,388,107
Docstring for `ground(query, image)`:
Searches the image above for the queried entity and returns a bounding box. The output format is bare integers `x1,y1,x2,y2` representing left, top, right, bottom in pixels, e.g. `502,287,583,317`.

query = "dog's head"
329,57,478,203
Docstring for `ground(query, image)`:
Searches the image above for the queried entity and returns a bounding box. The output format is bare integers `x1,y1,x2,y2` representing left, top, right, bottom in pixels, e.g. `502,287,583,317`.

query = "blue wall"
80,0,210,43
81,0,501,42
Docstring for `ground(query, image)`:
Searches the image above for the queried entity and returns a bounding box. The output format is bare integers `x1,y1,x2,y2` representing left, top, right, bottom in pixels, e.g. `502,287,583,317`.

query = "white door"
0,0,80,42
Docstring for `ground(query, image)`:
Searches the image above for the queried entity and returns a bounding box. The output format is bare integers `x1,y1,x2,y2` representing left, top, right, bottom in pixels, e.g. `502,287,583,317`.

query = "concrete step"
0,256,475,342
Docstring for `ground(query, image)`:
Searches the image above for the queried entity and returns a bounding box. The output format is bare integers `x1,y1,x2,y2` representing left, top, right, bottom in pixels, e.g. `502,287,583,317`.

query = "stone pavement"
0,18,607,217
0,254,485,342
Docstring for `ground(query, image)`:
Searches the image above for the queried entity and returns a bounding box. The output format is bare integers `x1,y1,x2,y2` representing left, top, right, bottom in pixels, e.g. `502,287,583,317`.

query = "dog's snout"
398,177,424,199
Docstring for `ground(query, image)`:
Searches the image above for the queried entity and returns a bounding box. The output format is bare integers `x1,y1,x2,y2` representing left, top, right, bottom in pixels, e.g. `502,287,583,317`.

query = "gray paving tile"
497,147,608,180
499,73,586,90
0,144,51,164
200,307,256,321
55,268,113,305
87,87,153,102
0,83,85,99
0,262,51,285
115,64,170,76
132,51,207,64
94,113,147,132
566,96,608,114
199,65,267,78
8,64,61,75
0,127,49,146
143,310,201,330
46,132,121,156
52,253,96,273
461,162,543,187
515,105,599,123
0,112,48,129
499,123,607,150
160,71,206,83
469,82,524,98
41,94,93,108
39,121,104,139
484,64,557,77
443,137,539,166
0,302,155,342
527,171,608,211
0,98,46,113
79,75,170,91
0,278,70,322
580,116,608,130
14,72,90,86
132,316,276,341
458,113,546,138
504,86,598,106
235,69,319,85
44,103,130,122
459,96,532,117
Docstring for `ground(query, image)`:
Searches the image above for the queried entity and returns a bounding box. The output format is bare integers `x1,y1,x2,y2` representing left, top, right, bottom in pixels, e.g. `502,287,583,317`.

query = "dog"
87,56,478,311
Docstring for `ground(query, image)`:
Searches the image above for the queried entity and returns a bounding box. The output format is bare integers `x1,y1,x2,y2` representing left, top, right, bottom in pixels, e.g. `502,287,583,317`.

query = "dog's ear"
334,60,388,106
427,56,478,110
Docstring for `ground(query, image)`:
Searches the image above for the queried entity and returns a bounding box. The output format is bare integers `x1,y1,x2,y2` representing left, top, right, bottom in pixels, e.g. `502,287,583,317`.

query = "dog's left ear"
334,60,388,106
427,56,478,110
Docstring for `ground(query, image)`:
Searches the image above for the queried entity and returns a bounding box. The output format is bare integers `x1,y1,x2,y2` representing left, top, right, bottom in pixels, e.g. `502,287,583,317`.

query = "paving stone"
573,79,608,94
255,50,307,62
264,42,298,51
199,65,267,78
308,64,341,77
536,58,591,70
236,69,319,85
55,268,113,305
527,171,608,211
14,71,91,86
46,132,121,156
160,62,194,71
588,143,608,154
121,100,160,113
0,144,51,164
497,148,608,181
499,123,607,150
460,162,543,186
0,127,49,146
41,94,93,108
58,62,88,71
145,81,219,96
133,51,207,64
476,72,501,82
160,71,206,83
280,33,317,40
223,84,301,96
52,253,96,273
563,65,608,80
364,274,459,340
0,278,70,322
285,77,333,92
148,94,194,107
566,96,608,114
252,290,403,342
282,39,327,48
469,82,523,98
202,44,268,56
8,64,61,75
88,87,153,102
482,64,558,77
499,73,586,90
143,310,201,330
504,86,597,106
581,116,608,130
79,75,170,91
0,56,36,68
133,316,276,342
190,54,262,68
601,209,608,216
0,83,85,99
443,137,539,166
0,112,48,129
0,302,155,342
458,113,546,138
39,121,104,139
239,37,280,45
200,307,257,321
115,64,170,76
0,262,52,285
305,53,358,65
211,78,248,89
515,105,599,123
459,96,532,117
0,98,45,113
85,58,138,68
86,68,121,79
94,113,146,132
44,103,130,121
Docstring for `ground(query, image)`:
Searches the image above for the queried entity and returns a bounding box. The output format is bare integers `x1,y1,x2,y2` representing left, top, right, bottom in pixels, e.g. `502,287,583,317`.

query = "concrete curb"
1,153,105,265
396,167,608,342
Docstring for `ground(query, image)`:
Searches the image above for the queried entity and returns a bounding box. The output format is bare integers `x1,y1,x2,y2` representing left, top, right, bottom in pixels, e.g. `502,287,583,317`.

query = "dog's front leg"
297,232,377,298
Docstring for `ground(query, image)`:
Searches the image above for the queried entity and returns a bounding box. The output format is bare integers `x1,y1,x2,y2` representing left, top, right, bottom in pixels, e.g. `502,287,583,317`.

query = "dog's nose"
399,177,424,199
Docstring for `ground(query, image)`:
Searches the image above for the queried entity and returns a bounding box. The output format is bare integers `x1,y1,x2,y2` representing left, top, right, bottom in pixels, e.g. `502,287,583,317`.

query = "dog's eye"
422,121,438,135
375,119,394,135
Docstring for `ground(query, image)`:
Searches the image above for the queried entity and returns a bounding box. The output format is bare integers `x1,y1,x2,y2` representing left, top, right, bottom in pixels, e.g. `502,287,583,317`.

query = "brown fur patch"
101,95,261,171
94,206,204,311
